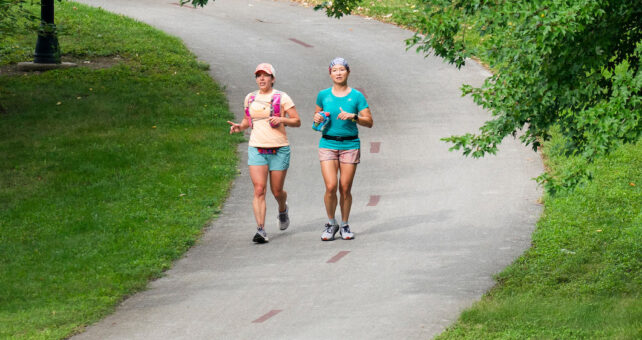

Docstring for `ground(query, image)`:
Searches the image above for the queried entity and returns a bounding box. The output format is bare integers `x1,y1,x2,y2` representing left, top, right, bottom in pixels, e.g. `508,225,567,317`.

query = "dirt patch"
0,55,123,77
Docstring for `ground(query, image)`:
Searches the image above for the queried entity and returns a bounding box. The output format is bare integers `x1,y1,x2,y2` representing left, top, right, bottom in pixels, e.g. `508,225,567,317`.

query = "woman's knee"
339,185,352,197
325,184,338,195
253,185,267,198
271,187,285,198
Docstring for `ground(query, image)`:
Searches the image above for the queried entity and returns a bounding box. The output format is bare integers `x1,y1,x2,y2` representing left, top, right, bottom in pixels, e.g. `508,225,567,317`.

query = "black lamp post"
33,0,60,64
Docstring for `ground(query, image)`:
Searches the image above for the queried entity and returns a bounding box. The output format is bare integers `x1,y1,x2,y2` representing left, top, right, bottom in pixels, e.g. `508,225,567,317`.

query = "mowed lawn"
437,137,641,339
1,2,241,338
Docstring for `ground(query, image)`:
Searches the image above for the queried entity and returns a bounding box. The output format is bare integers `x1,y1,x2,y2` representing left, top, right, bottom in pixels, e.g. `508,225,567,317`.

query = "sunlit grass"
437,137,641,339
0,2,241,338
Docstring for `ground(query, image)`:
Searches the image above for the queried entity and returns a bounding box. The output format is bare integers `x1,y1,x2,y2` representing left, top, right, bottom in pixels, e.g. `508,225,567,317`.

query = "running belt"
322,135,358,141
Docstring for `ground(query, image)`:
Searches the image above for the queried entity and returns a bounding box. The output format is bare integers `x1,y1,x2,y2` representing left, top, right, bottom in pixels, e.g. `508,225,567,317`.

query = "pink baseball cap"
254,63,275,76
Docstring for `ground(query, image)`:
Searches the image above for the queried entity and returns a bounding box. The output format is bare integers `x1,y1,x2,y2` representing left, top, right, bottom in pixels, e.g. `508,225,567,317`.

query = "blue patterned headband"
329,57,350,72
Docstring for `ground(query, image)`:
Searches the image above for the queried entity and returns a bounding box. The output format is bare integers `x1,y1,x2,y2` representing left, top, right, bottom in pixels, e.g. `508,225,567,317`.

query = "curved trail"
74,0,543,338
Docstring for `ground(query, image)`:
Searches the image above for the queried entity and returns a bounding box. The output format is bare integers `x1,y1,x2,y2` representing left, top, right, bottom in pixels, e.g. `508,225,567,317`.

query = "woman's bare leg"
249,165,269,227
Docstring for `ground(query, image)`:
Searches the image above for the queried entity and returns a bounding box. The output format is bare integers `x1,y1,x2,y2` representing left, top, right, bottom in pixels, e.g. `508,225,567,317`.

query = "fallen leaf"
56,102,61,105
630,182,636,186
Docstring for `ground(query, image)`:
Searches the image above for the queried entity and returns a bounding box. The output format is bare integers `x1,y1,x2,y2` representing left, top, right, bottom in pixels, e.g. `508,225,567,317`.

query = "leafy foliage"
181,0,211,8
315,0,642,191
313,0,360,19
0,0,36,35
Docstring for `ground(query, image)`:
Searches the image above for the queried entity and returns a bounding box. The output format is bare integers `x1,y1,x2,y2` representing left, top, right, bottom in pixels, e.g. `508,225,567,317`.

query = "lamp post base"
17,61,77,72
33,27,61,64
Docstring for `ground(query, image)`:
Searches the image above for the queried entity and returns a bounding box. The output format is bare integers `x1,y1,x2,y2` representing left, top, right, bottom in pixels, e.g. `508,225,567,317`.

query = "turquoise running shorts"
248,145,291,171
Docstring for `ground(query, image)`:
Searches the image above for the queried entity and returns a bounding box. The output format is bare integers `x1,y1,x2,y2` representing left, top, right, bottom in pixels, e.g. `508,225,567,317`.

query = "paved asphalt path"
74,0,543,338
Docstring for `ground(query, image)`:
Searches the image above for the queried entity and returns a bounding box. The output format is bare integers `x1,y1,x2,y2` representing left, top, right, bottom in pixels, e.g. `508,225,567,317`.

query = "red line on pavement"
370,142,381,153
289,38,313,48
367,195,380,206
252,309,283,323
327,251,351,263
355,87,367,98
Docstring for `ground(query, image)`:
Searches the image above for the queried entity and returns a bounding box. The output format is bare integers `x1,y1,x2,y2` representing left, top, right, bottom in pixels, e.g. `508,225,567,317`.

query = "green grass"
436,137,642,339
297,0,424,28
0,2,241,338
351,0,424,28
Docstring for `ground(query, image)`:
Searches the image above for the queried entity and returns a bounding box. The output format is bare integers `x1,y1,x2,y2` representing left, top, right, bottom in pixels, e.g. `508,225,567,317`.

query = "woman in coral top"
228,63,300,243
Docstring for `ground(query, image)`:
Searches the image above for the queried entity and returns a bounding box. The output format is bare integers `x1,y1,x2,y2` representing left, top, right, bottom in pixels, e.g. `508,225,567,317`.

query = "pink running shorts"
318,148,360,164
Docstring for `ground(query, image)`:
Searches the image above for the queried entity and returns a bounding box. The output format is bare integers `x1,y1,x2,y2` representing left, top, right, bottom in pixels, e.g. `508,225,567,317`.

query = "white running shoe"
340,225,354,240
321,223,339,241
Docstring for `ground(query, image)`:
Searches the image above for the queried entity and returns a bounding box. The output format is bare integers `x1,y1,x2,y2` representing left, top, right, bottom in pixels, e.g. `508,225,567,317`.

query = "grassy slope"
0,2,241,338
437,138,641,339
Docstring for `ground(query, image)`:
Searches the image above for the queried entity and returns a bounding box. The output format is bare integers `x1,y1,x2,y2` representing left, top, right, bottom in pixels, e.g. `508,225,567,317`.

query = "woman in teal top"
313,57,373,241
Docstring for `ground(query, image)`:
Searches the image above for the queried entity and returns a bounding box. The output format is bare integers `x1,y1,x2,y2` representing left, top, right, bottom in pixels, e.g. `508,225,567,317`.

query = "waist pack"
257,147,279,155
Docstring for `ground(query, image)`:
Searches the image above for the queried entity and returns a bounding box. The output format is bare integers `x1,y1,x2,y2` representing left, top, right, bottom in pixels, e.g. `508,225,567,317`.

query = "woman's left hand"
338,107,357,121
268,116,283,126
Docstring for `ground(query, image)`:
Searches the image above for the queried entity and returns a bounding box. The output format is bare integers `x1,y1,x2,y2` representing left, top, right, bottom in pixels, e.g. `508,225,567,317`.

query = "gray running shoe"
277,203,290,231
253,228,268,243
340,225,354,240
321,223,339,241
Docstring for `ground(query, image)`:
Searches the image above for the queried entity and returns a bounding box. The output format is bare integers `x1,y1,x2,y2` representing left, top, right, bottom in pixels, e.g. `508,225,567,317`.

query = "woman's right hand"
313,112,325,123
227,121,241,134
